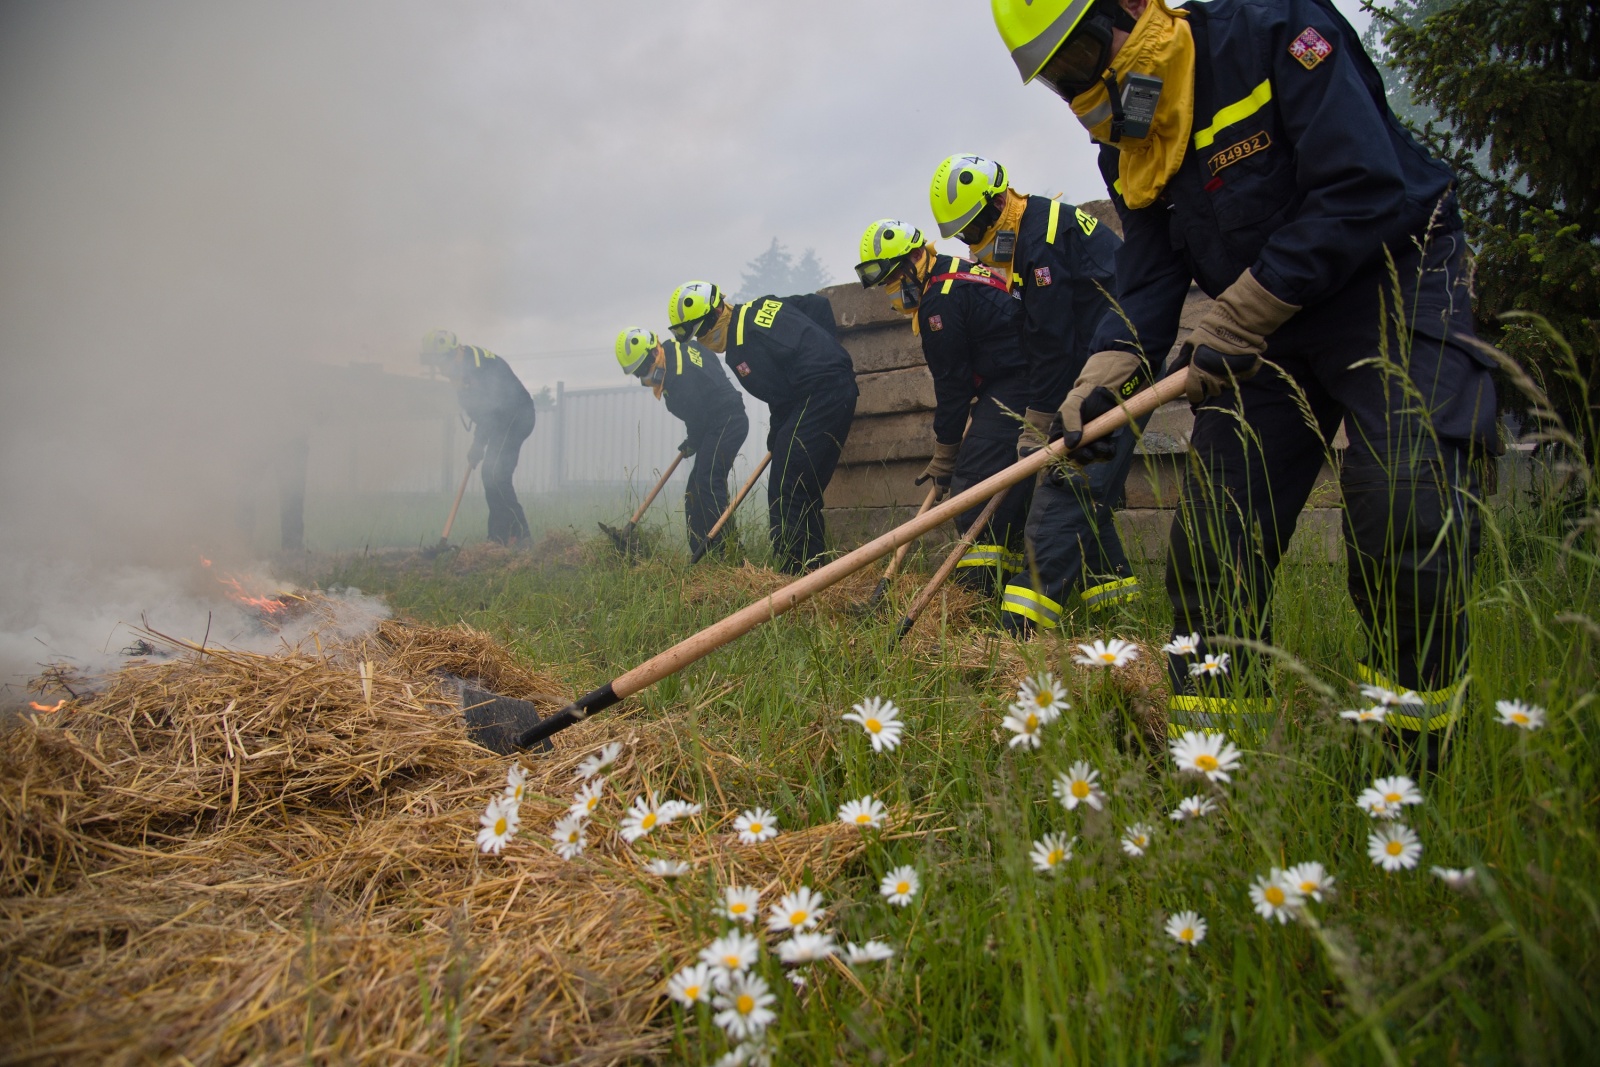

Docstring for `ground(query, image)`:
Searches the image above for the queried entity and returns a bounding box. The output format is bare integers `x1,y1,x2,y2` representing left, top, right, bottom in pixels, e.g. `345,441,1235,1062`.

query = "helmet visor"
1035,16,1113,100
855,256,907,289
669,315,707,342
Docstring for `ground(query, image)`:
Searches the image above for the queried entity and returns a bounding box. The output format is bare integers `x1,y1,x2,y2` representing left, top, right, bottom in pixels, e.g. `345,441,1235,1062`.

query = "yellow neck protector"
649,346,668,399
699,307,730,353
967,191,1030,272
1070,0,1194,210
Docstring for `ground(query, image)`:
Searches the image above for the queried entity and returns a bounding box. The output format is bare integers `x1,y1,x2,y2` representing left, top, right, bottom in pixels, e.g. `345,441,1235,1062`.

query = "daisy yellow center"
730,902,747,915
1511,711,1529,724
723,954,740,967
1301,881,1317,893
1179,927,1194,941
1195,753,1219,771
1034,692,1051,708
1384,792,1401,803
748,822,763,834
865,718,882,733
1134,836,1147,846
1099,652,1116,663
1264,885,1285,906
790,910,808,926
896,881,910,894
1025,713,1039,730
855,814,871,824
684,984,701,999
493,817,507,835
1047,849,1064,865
1071,780,1090,798
566,831,578,842
585,797,598,811
641,813,657,829
1387,840,1404,856
514,786,524,798
736,994,755,1014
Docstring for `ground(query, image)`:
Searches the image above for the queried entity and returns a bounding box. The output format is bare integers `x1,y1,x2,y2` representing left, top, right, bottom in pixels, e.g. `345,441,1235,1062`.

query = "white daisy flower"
767,886,826,933
1074,637,1140,668
838,795,887,829
716,1038,774,1067
645,858,692,878
776,932,838,964
1356,789,1394,819
1285,861,1336,902
1250,869,1305,923
569,778,604,820
723,885,761,924
1165,910,1207,947
1015,672,1069,720
1052,760,1106,811
476,795,520,855
700,930,760,977
1001,706,1048,749
1495,699,1546,731
845,940,896,965
1357,775,1423,820
1339,706,1389,724
575,740,622,780
1430,866,1477,890
619,796,664,843
880,865,920,907
842,696,905,752
1169,794,1219,822
1360,683,1424,709
787,972,806,991
712,972,777,1041
667,962,714,1006
734,807,779,845
1168,729,1243,784
1120,823,1155,857
505,762,529,804
659,799,703,823
550,814,586,860
1161,633,1201,657
1030,832,1075,873
1368,823,1422,871
1188,653,1230,677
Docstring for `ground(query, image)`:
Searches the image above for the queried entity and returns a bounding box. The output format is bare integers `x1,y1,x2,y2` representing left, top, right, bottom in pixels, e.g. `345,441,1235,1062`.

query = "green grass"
310,466,1598,1066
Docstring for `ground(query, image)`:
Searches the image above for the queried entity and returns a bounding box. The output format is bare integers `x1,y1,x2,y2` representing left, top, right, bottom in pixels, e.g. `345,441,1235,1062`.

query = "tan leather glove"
1057,350,1146,461
917,440,960,497
1016,407,1057,461
1178,269,1300,403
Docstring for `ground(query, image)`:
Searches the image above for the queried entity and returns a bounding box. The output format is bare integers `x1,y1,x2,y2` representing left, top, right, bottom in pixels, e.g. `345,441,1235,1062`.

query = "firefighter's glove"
1058,350,1146,462
678,438,697,458
916,440,960,499
467,441,485,468
1179,269,1299,403
1016,407,1056,461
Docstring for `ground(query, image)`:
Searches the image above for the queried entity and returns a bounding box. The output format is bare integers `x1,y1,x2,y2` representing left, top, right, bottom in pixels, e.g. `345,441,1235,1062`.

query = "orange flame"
199,557,298,615
29,700,65,713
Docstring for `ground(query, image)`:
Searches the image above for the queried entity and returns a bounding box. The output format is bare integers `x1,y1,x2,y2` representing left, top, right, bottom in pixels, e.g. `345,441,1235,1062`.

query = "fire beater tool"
510,369,1186,752
599,450,686,556
422,459,478,560
688,451,771,565
894,486,1011,642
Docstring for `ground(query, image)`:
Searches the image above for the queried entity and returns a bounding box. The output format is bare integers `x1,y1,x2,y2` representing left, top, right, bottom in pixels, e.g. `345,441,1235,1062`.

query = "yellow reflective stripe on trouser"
1355,663,1464,731
1001,584,1063,628
1193,79,1273,149
1167,695,1274,736
1045,200,1062,244
1081,576,1140,612
1003,549,1026,572
957,543,1008,569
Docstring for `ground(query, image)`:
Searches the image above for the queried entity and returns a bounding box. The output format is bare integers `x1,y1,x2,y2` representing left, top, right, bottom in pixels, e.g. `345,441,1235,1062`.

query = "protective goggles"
669,315,710,342
854,255,910,289
1035,12,1117,100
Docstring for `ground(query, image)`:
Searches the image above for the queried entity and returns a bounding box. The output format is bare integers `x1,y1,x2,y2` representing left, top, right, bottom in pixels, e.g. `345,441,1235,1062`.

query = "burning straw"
0,617,872,1065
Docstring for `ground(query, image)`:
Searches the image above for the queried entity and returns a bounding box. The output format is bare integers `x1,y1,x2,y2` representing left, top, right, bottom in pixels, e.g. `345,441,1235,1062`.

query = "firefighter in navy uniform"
666,281,858,574
421,330,537,545
614,327,749,557
853,218,1033,597
928,154,1138,633
992,0,1499,752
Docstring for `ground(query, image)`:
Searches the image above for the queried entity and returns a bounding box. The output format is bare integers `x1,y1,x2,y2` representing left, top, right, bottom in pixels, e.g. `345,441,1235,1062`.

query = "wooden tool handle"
883,482,942,583
627,451,686,525
896,486,1009,639
704,452,770,543
439,460,476,542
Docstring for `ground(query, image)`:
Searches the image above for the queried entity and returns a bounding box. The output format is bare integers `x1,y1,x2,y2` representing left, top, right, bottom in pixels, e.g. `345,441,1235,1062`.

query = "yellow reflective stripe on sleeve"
1193,79,1273,150
1081,576,1140,611
675,343,683,376
1167,694,1274,735
1046,200,1062,245
1354,664,1465,731
1000,584,1063,627
735,304,751,347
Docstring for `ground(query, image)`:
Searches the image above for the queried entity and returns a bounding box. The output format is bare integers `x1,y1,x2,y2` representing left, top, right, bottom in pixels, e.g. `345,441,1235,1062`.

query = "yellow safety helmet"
854,219,926,288
614,327,658,375
420,328,458,357
666,281,724,342
992,0,1127,100
929,155,1009,240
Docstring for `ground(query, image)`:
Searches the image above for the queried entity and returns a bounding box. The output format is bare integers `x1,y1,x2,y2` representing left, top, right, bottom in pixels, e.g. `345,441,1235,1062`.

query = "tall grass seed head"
880,865,921,906
476,794,520,854
712,971,777,1041
768,886,826,932
1016,672,1069,720
1286,861,1335,902
1052,760,1106,811
1075,637,1140,668
723,885,761,924
734,807,779,844
700,930,760,977
1161,632,1201,656
1169,729,1243,783
668,962,714,1006
550,813,586,860
1030,832,1075,872
843,696,905,752
1368,823,1423,871
1495,698,1546,730
838,795,887,829
1165,910,1207,946
619,796,662,843
575,740,622,780
1250,868,1305,923
1121,823,1155,857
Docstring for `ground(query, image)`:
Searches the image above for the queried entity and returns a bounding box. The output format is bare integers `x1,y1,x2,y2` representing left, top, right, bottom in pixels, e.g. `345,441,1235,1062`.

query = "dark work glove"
467,441,485,468
1177,342,1265,404
1179,269,1299,403
678,437,697,458
1062,386,1121,463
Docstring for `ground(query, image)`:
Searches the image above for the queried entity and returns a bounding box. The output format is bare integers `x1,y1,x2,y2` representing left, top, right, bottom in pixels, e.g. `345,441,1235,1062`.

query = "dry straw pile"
0,617,868,1065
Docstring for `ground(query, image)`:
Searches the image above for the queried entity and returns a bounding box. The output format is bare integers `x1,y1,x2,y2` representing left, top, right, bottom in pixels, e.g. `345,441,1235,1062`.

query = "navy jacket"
659,338,745,439
1008,195,1122,412
454,346,534,453
721,294,857,409
914,255,1029,446
1091,0,1457,363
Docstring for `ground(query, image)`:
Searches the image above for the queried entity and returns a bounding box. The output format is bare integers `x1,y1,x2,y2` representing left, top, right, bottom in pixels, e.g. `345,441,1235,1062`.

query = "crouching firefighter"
614,327,750,557
853,218,1033,597
992,0,1499,755
928,153,1138,633
666,281,858,574
421,330,538,545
